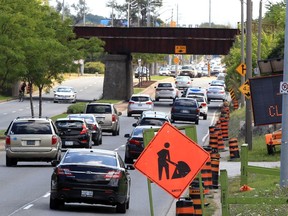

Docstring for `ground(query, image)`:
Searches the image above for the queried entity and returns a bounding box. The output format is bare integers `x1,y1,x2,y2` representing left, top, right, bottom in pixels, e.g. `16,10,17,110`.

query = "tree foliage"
0,0,105,117
223,1,286,96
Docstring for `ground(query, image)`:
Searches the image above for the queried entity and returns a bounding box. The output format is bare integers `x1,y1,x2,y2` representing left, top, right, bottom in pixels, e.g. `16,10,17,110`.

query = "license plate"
81,190,93,197
26,140,35,145
181,110,189,113
65,141,73,146
137,104,143,106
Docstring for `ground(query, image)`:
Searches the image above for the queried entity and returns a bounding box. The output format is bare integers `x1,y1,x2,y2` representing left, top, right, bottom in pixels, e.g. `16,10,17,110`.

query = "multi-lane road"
0,75,225,216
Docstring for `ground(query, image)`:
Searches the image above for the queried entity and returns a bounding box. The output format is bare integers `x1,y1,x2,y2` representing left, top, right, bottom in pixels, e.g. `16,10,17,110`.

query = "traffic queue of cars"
3,73,228,213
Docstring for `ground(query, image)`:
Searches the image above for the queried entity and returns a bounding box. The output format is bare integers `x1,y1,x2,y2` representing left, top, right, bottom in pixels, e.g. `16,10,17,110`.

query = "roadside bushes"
67,102,86,114
84,61,105,74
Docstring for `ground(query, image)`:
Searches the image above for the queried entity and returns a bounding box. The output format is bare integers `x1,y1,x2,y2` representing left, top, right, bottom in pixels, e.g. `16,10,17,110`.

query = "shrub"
84,61,105,74
67,102,86,114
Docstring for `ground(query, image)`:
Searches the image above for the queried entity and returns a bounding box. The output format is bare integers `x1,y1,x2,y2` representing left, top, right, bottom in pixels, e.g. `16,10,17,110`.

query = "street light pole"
245,0,253,149
209,0,211,27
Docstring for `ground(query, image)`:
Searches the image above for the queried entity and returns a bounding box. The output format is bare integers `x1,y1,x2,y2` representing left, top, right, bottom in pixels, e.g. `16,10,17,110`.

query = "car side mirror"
124,134,130,138
118,112,122,116
132,123,137,127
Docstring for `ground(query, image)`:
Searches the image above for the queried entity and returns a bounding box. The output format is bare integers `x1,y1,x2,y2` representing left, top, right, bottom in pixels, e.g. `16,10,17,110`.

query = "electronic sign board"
249,75,283,126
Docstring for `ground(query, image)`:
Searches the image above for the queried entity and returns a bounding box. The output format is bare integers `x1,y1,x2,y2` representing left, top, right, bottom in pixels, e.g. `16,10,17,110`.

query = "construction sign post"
134,123,210,199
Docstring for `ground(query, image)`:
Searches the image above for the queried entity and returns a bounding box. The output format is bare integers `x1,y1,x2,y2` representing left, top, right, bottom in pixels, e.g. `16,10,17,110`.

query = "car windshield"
139,118,167,126
188,96,204,102
63,152,117,166
55,120,83,128
131,96,149,102
158,83,172,88
187,92,204,97
10,121,52,134
69,115,95,123
176,76,189,81
86,105,112,114
57,87,73,92
174,99,197,107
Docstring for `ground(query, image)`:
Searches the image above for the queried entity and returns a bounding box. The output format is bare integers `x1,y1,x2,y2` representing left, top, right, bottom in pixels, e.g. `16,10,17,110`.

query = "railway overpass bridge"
73,26,239,100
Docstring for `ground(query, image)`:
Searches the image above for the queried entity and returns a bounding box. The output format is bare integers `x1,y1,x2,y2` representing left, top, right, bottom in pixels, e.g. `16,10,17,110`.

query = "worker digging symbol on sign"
158,142,171,180
157,142,191,180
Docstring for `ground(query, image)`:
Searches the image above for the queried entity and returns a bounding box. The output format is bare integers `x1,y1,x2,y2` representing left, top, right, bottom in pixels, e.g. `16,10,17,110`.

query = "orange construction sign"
134,123,210,199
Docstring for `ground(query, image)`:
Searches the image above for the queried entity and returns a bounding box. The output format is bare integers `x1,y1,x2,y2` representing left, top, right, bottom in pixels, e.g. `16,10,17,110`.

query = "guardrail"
220,144,286,216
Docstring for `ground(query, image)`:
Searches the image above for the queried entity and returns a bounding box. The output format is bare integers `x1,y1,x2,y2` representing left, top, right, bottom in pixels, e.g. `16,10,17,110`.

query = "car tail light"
146,101,153,105
105,170,122,179
52,135,58,145
128,101,134,104
196,108,200,113
201,103,207,107
80,125,88,134
175,81,178,84
112,114,117,122
92,124,98,130
6,136,10,145
220,91,225,94
56,167,74,176
129,139,141,145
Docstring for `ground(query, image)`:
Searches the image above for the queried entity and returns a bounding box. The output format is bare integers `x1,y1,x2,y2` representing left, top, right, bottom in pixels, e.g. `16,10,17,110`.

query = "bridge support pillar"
103,54,133,100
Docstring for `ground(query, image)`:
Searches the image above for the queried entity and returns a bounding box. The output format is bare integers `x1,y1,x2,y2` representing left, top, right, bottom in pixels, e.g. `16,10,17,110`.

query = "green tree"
0,0,105,117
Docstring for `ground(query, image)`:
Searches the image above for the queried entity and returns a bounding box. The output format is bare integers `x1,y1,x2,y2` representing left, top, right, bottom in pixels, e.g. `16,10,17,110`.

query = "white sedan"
53,86,77,103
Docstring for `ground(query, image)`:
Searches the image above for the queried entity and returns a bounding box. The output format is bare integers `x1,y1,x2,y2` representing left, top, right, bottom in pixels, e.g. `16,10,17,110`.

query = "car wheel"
116,202,126,213
53,100,57,103
203,114,207,120
112,129,117,136
117,126,120,135
195,119,199,125
155,98,159,101
125,154,134,164
50,197,64,210
126,198,130,209
127,112,132,117
6,155,17,167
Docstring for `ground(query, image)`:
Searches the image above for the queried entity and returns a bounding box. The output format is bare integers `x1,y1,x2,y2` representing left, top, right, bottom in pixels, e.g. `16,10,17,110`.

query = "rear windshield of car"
10,121,52,134
68,115,94,124
188,96,204,102
131,96,150,102
187,92,205,97
158,83,172,88
86,105,112,114
139,118,167,126
55,120,84,129
63,152,117,166
174,99,197,107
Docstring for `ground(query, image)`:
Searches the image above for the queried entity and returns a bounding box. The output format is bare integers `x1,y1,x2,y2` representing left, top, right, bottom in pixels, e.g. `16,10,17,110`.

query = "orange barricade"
229,138,240,159
176,197,195,216
210,153,220,189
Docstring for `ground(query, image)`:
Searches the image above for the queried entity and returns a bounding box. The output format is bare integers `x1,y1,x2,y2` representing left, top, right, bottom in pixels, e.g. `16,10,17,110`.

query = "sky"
49,0,282,28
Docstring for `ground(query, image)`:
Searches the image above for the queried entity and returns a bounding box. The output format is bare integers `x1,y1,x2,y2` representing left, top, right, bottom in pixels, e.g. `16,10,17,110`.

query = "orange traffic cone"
239,184,254,192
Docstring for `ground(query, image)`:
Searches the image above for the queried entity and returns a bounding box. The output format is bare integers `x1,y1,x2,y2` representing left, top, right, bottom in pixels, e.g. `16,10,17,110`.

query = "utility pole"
245,0,253,150
279,0,288,188
240,0,245,107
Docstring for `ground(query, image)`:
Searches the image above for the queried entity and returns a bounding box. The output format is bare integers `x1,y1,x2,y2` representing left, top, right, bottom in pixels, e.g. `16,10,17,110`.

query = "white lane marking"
7,191,50,216
23,204,33,210
43,192,50,198
115,144,125,151
201,109,218,144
